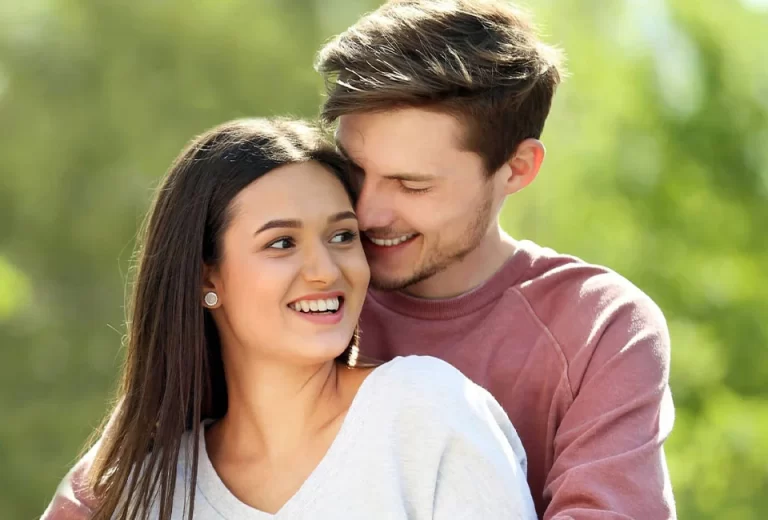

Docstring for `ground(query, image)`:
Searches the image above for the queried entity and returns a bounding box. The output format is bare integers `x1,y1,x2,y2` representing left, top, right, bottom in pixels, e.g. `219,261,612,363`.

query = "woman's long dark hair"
86,118,358,520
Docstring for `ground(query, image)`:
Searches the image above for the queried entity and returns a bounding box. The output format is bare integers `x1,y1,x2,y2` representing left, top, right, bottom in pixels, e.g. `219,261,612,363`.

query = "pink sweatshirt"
360,240,676,518
43,240,676,519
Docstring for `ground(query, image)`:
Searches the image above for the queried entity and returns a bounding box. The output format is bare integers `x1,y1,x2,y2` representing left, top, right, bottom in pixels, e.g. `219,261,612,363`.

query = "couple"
44,1,676,519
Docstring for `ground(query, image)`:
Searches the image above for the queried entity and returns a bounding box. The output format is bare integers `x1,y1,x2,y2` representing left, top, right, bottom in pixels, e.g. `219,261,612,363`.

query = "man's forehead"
335,124,485,184
335,110,465,159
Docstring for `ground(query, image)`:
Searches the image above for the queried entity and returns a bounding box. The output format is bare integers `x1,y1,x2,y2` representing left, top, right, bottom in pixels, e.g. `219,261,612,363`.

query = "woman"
43,118,536,519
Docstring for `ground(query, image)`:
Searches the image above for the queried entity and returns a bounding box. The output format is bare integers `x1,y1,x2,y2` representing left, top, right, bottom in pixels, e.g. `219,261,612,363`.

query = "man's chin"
369,275,413,292
369,267,438,292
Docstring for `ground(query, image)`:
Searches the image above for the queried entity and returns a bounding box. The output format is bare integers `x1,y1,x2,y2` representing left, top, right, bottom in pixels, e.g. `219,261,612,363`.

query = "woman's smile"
287,291,346,325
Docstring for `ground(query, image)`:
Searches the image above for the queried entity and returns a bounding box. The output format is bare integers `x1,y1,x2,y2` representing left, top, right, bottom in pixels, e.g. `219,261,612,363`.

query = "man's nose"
355,177,395,231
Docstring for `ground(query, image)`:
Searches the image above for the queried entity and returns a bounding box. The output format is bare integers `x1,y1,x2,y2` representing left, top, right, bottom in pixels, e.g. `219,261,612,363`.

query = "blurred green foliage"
0,1,766,518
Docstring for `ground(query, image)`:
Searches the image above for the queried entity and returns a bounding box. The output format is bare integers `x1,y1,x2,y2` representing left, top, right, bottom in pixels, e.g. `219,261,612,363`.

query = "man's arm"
41,401,122,519
543,289,676,519
41,443,99,520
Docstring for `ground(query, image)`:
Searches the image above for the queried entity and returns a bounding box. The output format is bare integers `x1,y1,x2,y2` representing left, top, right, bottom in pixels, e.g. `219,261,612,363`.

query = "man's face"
336,108,501,292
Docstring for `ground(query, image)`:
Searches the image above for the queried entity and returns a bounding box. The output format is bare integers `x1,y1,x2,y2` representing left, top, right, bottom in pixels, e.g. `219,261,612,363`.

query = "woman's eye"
267,237,295,249
330,231,359,244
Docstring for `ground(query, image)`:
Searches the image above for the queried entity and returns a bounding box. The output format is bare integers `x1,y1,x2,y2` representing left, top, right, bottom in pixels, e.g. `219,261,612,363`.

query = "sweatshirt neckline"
367,240,536,320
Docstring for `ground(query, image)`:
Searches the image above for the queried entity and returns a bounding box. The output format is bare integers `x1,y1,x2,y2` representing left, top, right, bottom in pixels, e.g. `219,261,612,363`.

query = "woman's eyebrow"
254,219,301,236
254,211,356,236
329,210,357,223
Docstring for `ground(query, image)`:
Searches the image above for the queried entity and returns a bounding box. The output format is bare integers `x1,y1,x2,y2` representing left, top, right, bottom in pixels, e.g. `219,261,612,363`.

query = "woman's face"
207,161,369,366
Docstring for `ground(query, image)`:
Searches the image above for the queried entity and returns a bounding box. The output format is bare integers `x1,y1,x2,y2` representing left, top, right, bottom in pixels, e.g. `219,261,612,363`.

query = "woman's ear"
502,138,546,195
202,264,222,309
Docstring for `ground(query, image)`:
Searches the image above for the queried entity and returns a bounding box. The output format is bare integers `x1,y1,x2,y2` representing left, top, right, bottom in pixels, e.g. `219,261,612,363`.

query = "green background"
1,1,766,518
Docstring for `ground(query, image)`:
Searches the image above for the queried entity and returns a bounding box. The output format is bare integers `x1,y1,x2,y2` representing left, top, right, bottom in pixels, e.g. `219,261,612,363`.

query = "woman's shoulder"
376,354,467,382
370,355,527,468
372,355,495,418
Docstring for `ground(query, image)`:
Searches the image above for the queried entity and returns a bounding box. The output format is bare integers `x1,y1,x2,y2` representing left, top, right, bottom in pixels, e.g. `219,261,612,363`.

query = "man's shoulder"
512,241,669,372
516,240,664,322
516,240,639,292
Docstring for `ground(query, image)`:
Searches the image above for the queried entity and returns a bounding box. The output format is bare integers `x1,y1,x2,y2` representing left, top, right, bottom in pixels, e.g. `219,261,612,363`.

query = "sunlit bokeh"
0,1,765,517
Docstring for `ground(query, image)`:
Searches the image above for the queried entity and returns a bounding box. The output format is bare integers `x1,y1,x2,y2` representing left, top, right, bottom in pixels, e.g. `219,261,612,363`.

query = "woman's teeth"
368,234,414,247
291,297,341,313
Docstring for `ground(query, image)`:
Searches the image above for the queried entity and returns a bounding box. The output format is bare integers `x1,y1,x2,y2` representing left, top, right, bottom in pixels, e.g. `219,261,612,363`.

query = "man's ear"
501,138,546,195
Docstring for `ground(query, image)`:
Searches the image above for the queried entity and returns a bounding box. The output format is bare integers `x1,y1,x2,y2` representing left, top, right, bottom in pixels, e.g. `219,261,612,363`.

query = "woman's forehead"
229,162,355,226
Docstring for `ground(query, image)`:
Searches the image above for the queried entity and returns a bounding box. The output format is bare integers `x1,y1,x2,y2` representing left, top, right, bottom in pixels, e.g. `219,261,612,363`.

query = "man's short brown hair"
315,0,565,174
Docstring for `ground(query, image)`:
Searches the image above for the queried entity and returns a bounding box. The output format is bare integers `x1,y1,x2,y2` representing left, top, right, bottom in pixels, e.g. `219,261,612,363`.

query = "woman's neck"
207,359,348,463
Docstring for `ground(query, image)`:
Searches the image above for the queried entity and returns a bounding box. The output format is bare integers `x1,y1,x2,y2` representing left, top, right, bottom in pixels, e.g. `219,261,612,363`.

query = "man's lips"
364,233,419,248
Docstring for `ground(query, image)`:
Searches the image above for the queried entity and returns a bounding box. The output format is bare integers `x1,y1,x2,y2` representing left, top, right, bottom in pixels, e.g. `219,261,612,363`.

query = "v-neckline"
193,360,393,519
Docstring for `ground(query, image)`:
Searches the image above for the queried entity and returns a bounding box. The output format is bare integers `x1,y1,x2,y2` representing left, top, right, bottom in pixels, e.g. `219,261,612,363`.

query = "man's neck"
403,226,517,300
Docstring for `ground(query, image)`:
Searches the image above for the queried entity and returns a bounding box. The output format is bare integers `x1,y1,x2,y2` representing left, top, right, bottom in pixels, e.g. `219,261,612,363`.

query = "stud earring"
203,291,218,308
347,344,359,368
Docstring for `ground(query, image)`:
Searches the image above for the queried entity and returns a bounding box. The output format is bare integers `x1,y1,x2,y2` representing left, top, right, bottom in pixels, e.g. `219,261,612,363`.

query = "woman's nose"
301,242,341,286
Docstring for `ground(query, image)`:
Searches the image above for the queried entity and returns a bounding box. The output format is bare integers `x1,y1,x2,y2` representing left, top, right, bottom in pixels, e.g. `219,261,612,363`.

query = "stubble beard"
369,188,494,292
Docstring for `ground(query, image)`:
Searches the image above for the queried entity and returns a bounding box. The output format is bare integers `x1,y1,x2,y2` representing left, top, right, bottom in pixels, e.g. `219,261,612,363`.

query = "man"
46,1,675,518
316,1,675,518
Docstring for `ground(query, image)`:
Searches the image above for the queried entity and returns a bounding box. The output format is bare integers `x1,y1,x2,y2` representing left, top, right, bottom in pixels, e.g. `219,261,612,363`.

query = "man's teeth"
368,234,413,247
291,297,340,313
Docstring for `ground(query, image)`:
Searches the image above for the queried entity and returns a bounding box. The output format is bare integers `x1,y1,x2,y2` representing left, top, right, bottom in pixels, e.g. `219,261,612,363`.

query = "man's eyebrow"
336,138,438,182
336,142,435,182
335,140,348,157
336,139,362,170
253,211,356,236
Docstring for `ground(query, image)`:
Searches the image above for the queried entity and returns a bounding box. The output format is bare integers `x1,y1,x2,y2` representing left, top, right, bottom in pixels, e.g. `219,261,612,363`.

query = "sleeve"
543,292,676,520
41,401,123,519
40,444,99,520
431,378,538,520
